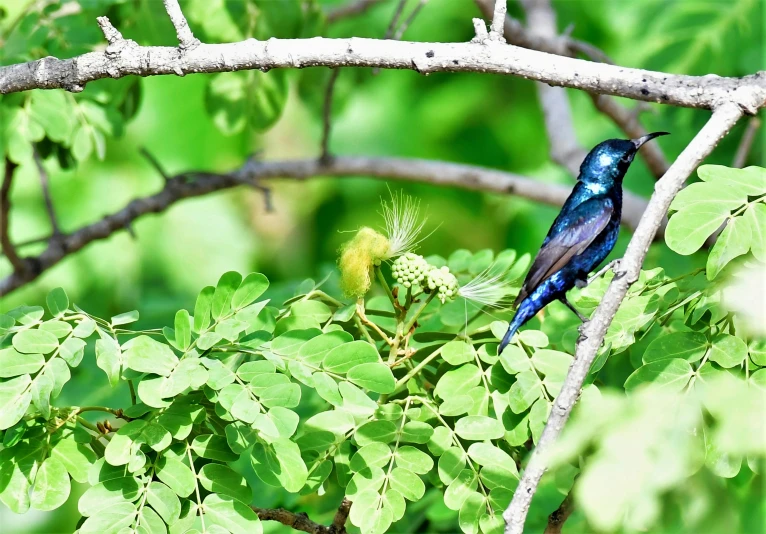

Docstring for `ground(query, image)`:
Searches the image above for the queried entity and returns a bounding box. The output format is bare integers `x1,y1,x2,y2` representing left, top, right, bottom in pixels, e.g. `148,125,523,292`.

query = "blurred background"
0,0,763,532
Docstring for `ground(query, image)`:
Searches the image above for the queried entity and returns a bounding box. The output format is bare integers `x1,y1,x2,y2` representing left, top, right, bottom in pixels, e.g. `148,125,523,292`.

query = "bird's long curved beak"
632,131,670,149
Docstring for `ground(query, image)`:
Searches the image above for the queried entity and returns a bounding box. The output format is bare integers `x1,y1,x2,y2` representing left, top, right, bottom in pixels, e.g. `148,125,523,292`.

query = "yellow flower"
338,227,390,298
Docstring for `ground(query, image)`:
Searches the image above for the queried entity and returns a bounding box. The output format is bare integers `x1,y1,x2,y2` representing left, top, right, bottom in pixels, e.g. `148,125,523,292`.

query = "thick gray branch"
502,102,743,534
0,35,763,111
0,155,653,297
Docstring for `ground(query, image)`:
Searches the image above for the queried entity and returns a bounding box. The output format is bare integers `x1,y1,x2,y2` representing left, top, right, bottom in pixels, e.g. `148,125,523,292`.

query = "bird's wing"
514,197,614,306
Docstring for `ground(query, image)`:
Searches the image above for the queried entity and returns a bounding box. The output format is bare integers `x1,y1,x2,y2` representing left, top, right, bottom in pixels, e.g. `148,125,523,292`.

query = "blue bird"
498,132,669,355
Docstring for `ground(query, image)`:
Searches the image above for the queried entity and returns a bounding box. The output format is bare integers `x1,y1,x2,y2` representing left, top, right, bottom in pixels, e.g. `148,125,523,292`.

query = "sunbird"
498,132,669,354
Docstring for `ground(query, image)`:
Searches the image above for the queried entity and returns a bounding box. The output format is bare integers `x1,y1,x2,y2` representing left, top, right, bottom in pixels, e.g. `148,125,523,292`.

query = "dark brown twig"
544,491,574,534
33,147,62,236
1,158,25,273
253,499,351,534
732,116,761,168
320,69,341,163
139,147,170,181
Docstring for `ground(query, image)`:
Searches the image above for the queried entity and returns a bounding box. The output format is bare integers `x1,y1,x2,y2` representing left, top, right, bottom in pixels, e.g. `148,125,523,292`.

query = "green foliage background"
0,0,764,533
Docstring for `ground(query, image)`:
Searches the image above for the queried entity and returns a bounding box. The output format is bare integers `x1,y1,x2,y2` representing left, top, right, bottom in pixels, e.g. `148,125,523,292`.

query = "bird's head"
579,132,669,185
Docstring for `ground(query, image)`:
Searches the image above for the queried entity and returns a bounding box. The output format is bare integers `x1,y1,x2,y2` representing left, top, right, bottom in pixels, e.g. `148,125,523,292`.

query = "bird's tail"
498,300,536,355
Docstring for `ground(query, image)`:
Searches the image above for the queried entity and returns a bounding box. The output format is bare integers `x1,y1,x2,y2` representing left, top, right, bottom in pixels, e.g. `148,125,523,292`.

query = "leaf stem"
404,292,436,332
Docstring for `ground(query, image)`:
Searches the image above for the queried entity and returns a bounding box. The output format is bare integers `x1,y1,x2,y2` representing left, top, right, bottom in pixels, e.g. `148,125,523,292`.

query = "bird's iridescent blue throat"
498,132,669,355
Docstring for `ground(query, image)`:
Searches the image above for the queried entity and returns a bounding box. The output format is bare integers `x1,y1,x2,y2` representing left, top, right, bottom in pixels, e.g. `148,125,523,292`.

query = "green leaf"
389,467,425,501
73,318,97,338
666,206,729,255
30,457,70,511
434,364,481,399
232,273,269,310
205,70,288,135
146,481,181,524
531,349,572,380
467,442,515,469
124,336,179,376
250,438,307,492
347,362,396,393
400,421,434,444
155,456,195,497
297,330,352,365
194,286,215,333
442,340,477,366
459,491,485,534
518,330,548,347
50,436,96,483
0,374,33,430
355,420,398,446
455,416,505,440
290,300,332,322
7,305,44,325
198,463,252,504
12,329,59,354
0,348,44,377
624,359,694,392
499,345,530,374
271,328,322,356
78,477,140,516
312,371,342,405
30,91,73,143
111,310,139,326
137,506,165,534
39,320,72,339
395,446,434,474
507,371,542,413
175,309,192,351
643,332,708,364
444,469,478,510
323,340,380,374
709,333,748,368
698,165,766,196
203,494,263,534
350,442,392,471
439,394,474,417
79,502,137,534
260,382,301,408
707,215,751,280
95,336,122,387
46,288,69,317
212,272,243,321
192,434,239,462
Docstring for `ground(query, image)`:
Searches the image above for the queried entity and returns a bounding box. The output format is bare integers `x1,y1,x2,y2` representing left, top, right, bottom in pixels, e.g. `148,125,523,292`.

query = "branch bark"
502,102,744,534
162,0,200,50
0,158,25,273
0,32,763,112
0,155,656,296
252,497,351,534
732,116,761,168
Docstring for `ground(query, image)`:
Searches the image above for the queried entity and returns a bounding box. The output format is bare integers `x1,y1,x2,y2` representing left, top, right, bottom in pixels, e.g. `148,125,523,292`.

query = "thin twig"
253,506,345,534
326,0,386,23
1,158,25,273
384,0,408,39
503,102,743,534
139,147,170,181
320,69,341,163
161,0,200,50
732,116,762,168
329,498,352,533
393,0,429,41
33,147,61,236
489,0,507,42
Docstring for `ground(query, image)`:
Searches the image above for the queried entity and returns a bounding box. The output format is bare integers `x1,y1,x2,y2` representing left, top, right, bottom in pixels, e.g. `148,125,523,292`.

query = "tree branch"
253,498,351,534
0,158,25,273
474,0,671,178
0,26,763,112
544,491,574,534
519,0,586,176
732,116,761,168
503,101,744,534
0,155,656,296
162,0,200,50
489,0,508,42
33,147,61,236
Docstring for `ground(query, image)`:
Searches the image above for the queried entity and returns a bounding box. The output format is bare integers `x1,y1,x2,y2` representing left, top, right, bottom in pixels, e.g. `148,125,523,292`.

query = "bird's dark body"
499,133,668,353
